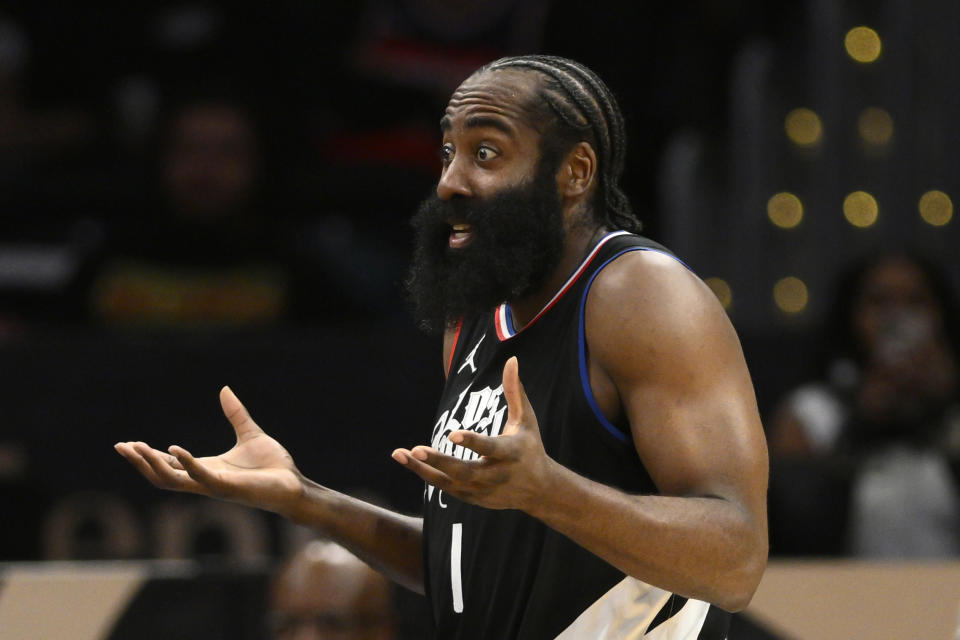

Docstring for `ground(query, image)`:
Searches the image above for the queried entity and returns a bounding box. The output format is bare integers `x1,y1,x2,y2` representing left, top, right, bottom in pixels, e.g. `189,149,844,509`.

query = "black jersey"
422,231,731,639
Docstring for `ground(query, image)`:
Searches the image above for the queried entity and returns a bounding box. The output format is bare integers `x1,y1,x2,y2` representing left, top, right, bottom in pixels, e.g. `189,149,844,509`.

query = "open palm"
115,386,302,516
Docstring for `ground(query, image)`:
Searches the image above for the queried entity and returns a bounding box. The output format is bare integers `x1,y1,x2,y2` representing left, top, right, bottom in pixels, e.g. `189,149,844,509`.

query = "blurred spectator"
87,97,283,327
769,253,960,557
0,11,106,336
0,11,96,175
267,539,397,640
85,96,389,328
160,101,261,225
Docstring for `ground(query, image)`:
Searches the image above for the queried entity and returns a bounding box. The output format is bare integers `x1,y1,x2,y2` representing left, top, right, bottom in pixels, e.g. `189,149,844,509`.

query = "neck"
507,222,606,330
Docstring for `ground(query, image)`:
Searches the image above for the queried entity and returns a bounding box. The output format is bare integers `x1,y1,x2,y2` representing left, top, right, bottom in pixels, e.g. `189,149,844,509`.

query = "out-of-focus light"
704,277,733,310
843,191,879,228
919,190,953,226
767,192,804,229
858,107,894,146
774,277,808,314
845,26,882,63
785,108,823,147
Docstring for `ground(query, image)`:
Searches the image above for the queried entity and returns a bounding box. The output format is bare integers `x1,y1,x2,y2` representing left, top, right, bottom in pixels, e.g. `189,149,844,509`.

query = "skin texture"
434,69,602,326
116,67,769,612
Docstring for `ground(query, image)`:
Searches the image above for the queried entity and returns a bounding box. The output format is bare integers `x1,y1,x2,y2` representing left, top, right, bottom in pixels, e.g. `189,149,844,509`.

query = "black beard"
405,166,565,333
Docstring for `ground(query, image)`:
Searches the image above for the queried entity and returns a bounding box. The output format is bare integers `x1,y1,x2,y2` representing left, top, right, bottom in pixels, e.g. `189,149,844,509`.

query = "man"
89,99,289,327
116,55,768,639
268,540,397,640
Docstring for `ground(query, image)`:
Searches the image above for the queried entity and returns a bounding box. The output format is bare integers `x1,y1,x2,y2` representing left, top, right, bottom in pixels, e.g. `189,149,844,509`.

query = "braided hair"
477,55,641,233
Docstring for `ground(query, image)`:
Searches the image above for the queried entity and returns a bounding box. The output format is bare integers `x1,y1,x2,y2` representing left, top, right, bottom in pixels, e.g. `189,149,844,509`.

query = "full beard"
405,166,565,333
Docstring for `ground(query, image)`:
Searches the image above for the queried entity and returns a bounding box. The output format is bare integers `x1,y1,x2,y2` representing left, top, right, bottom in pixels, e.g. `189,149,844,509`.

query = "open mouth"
449,222,474,249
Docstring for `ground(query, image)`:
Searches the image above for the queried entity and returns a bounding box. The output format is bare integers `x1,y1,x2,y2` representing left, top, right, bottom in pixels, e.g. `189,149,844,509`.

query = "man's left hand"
392,356,555,511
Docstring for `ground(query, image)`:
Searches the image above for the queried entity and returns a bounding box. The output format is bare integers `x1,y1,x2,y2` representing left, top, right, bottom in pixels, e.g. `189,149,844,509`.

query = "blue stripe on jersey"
504,304,517,335
577,247,694,444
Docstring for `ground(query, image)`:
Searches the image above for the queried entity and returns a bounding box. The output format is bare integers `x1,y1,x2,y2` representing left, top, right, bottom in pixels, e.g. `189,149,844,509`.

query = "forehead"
442,69,543,133
863,259,931,295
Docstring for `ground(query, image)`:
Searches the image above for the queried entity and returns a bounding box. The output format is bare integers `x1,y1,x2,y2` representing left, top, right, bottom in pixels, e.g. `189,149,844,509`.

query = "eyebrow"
439,115,515,136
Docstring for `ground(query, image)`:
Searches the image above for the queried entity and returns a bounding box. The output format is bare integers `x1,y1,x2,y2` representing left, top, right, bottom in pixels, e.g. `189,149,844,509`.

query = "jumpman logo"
457,334,486,374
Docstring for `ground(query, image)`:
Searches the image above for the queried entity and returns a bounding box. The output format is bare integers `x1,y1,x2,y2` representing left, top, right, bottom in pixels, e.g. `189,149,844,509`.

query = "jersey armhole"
577,247,692,445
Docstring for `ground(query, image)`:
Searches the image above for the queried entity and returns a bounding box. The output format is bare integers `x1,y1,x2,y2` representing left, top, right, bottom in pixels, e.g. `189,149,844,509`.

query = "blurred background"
0,1,958,638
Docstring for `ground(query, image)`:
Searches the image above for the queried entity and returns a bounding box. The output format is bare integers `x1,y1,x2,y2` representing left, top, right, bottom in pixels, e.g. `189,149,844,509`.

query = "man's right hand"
116,385,426,593
115,386,303,517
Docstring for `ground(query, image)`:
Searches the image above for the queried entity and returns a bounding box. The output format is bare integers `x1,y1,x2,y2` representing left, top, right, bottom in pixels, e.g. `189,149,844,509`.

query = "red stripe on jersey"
445,317,464,377
495,231,630,341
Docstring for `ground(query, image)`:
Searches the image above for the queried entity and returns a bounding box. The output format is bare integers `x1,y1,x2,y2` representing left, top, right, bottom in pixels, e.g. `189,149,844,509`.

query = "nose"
436,157,471,200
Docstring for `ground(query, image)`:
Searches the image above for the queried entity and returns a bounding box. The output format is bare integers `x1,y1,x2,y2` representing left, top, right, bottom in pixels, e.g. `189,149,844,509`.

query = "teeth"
452,224,472,232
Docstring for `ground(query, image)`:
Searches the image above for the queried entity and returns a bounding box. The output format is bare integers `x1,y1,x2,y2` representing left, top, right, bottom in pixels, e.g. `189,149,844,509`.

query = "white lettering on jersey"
426,380,508,507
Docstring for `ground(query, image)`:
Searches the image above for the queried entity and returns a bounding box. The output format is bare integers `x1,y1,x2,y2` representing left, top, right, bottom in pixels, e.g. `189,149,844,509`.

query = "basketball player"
116,56,768,639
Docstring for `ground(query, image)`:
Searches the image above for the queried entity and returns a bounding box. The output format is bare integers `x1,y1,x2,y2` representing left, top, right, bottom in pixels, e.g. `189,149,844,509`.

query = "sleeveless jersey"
422,231,732,639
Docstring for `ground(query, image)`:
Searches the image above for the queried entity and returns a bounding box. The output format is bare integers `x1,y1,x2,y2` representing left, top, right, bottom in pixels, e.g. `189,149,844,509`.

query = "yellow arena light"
785,108,823,147
845,26,882,63
919,190,953,226
767,192,804,229
843,191,879,228
858,107,894,146
774,277,809,314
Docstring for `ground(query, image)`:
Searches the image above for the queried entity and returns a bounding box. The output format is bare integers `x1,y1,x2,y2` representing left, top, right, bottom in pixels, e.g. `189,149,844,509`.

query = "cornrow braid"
478,55,641,233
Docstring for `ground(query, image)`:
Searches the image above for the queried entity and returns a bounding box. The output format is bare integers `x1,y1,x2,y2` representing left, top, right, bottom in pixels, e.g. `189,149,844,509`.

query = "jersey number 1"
451,523,464,613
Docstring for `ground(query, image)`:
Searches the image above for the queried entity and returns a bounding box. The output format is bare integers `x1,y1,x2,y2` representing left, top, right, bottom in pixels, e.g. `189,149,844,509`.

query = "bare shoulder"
584,246,767,511
588,249,711,309
585,249,744,383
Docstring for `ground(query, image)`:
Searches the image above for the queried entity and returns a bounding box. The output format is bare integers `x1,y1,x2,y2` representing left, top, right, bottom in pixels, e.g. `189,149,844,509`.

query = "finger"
134,442,200,492
409,445,487,480
502,356,534,431
392,447,457,489
115,442,164,487
449,430,511,459
168,445,220,495
133,444,185,471
219,386,264,442
121,441,173,488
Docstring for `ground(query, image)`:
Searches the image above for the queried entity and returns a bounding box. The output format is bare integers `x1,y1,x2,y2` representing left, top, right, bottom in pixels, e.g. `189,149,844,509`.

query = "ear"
558,141,598,199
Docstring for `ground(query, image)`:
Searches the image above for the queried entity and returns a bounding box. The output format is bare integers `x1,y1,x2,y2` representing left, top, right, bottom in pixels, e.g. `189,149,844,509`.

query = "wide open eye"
476,145,500,161
440,143,455,165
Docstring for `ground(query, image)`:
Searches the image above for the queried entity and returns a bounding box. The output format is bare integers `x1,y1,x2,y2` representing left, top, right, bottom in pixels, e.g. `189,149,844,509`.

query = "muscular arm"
535,251,769,611
287,479,424,593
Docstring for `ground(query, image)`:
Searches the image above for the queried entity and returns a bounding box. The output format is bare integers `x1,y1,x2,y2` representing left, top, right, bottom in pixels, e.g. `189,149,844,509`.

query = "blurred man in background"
88,97,290,327
268,540,397,640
